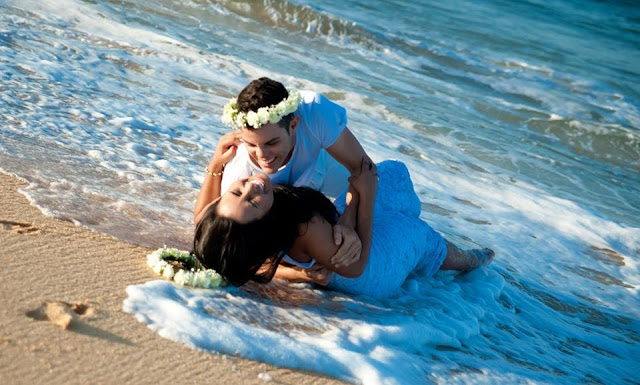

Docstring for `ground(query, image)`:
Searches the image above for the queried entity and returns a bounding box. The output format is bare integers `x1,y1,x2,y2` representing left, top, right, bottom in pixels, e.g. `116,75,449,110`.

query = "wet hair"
236,77,294,132
193,186,338,287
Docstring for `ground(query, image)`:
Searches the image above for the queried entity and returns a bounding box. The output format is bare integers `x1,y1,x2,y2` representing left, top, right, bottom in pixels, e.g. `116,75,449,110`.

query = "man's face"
240,117,298,173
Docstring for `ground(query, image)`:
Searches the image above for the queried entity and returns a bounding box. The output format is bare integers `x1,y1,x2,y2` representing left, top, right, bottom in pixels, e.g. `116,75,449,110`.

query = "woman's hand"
304,265,332,286
194,131,242,224
209,131,242,171
348,156,378,197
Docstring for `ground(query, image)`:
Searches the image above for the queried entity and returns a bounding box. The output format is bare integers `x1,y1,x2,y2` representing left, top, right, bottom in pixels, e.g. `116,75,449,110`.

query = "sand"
0,171,346,385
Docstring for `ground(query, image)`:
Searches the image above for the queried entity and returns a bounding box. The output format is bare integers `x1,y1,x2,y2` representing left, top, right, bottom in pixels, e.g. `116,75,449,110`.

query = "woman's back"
285,161,448,298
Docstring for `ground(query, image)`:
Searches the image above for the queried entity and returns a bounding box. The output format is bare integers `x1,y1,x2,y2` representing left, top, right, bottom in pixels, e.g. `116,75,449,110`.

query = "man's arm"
326,128,377,267
194,131,241,224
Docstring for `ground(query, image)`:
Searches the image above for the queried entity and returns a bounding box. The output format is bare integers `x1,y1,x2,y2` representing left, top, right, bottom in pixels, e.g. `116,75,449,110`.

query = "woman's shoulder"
289,214,337,266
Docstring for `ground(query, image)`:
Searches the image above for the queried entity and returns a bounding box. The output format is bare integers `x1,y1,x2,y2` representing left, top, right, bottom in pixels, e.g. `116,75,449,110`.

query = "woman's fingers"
220,143,238,163
307,265,331,286
212,132,242,166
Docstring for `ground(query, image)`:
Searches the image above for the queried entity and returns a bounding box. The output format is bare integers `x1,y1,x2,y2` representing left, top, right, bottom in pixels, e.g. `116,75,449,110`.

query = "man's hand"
304,265,332,286
330,223,362,268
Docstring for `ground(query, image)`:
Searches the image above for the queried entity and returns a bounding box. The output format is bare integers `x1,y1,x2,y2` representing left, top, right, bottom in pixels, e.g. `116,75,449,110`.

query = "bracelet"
205,166,223,177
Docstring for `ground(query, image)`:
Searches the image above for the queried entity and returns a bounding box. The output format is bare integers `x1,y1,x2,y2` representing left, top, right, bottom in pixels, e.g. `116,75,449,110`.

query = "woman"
193,160,494,298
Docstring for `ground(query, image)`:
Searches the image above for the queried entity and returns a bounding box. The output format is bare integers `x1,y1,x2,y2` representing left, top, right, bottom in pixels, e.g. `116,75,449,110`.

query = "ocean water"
2,0,639,384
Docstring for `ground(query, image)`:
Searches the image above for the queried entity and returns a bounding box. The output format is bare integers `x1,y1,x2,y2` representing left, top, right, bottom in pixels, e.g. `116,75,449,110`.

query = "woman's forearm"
337,184,359,227
273,264,330,285
353,182,374,272
273,264,307,282
194,132,241,224
194,163,223,224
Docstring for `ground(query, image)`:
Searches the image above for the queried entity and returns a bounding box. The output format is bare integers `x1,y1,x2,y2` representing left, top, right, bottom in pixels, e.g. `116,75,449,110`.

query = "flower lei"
146,247,225,288
221,87,302,129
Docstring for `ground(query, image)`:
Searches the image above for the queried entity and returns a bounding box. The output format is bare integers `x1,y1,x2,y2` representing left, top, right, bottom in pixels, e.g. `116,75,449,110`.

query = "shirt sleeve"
299,91,347,148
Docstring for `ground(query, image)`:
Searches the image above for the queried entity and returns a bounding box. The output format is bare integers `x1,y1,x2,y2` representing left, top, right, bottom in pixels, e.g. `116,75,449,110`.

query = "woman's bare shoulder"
290,214,338,268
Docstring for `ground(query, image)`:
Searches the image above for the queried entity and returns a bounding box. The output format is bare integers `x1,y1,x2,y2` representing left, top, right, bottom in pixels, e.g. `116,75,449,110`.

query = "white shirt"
221,90,350,198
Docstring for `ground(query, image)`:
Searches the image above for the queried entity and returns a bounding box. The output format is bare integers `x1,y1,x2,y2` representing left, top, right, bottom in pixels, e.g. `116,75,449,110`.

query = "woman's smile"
216,174,274,223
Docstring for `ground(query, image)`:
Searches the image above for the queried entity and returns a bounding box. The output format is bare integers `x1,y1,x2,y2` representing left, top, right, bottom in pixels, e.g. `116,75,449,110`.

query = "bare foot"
471,248,495,267
440,241,495,271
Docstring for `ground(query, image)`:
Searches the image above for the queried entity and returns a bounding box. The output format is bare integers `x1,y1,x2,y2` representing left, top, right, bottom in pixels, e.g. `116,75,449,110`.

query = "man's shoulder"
299,90,340,108
299,90,320,104
297,90,344,119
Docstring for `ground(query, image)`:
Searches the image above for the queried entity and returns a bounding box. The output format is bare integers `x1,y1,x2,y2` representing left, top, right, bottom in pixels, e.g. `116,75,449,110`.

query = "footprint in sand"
0,220,41,234
26,301,96,330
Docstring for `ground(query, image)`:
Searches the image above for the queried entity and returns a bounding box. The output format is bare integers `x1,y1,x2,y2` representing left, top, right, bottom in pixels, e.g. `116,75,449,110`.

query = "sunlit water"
2,0,639,384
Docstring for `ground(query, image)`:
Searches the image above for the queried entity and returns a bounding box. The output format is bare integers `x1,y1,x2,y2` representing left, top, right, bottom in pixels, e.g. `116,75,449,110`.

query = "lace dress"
327,160,447,297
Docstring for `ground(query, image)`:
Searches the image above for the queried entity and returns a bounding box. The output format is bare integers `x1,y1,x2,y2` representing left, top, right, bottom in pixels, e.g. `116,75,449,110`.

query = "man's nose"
255,146,268,159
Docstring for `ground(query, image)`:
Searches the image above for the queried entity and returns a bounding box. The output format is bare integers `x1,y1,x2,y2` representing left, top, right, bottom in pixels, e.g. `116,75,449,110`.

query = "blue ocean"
2,0,639,384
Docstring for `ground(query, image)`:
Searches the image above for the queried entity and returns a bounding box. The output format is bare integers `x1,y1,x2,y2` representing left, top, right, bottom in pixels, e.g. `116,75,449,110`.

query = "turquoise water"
2,0,639,384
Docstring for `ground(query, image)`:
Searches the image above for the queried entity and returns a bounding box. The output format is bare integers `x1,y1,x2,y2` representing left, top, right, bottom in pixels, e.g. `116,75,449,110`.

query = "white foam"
3,1,640,384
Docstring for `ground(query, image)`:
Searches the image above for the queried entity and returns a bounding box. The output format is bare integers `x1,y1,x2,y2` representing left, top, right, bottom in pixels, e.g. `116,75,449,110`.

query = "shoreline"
0,171,345,385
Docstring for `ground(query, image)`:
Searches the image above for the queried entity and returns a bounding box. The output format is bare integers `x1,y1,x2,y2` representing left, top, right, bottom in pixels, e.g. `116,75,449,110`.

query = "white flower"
209,273,222,288
274,102,287,116
193,271,208,288
173,269,189,285
268,109,280,123
235,113,246,128
152,260,168,275
245,111,259,128
221,98,238,127
147,252,161,267
256,108,270,125
219,87,302,129
162,265,175,279
147,247,225,288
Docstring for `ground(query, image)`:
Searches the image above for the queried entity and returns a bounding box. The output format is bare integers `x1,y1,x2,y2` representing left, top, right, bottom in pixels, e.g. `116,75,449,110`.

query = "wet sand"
0,171,345,385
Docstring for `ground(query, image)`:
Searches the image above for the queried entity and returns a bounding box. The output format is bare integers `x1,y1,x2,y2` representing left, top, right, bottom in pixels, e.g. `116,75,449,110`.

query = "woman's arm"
292,159,378,278
346,157,378,271
272,263,332,286
293,214,369,278
330,183,361,268
326,129,377,263
194,131,241,224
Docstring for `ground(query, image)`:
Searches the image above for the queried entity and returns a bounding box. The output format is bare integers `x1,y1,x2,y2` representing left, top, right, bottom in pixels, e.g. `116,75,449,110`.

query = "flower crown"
147,247,225,288
221,87,302,129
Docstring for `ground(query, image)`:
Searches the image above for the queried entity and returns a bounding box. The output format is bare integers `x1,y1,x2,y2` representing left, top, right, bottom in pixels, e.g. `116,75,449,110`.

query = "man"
194,77,377,266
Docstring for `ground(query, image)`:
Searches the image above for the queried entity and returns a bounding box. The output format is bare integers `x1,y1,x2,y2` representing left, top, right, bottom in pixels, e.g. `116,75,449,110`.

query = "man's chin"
259,163,280,174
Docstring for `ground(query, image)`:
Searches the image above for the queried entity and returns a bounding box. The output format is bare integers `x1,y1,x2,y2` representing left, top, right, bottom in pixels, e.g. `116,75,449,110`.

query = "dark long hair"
193,186,338,286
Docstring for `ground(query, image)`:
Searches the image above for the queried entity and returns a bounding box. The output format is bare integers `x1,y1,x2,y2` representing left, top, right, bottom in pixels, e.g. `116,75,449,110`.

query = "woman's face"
216,174,274,223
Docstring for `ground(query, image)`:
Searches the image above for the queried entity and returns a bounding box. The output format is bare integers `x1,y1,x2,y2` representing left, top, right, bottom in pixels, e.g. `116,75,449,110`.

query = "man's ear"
289,115,300,134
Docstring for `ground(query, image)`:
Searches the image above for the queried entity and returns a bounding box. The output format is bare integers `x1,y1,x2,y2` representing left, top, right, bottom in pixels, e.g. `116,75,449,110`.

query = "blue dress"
327,160,447,298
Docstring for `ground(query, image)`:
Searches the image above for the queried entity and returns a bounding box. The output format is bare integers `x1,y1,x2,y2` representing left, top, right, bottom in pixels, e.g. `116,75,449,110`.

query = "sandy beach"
0,171,345,385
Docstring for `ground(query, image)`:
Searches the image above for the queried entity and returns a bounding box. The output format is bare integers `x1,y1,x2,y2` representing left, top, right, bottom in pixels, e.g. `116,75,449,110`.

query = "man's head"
235,77,300,173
